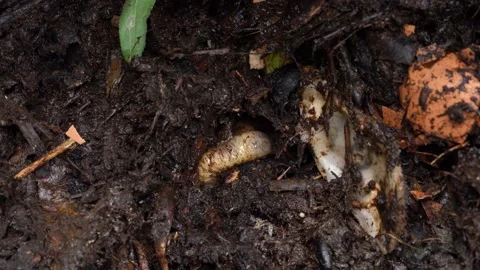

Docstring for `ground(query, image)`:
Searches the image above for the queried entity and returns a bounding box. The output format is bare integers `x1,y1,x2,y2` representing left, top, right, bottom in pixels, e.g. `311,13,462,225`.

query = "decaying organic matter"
0,0,479,269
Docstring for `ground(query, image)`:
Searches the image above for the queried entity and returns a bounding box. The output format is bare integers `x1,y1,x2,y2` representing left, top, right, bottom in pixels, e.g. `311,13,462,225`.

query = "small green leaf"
263,52,291,74
119,0,156,63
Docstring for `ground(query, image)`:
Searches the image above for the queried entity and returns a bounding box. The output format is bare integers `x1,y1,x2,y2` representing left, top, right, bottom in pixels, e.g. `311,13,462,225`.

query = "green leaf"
119,0,156,63
263,52,291,74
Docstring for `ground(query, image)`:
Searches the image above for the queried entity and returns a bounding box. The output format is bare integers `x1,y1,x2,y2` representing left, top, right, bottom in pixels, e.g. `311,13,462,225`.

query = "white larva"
300,82,351,182
198,130,272,183
300,80,405,240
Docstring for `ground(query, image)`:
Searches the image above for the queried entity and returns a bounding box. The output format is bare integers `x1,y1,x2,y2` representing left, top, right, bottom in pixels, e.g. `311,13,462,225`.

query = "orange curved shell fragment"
399,47,480,144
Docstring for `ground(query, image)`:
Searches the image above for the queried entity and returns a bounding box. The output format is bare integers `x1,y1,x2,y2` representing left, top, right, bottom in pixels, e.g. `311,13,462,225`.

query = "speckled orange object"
403,24,416,37
399,47,480,144
381,106,404,129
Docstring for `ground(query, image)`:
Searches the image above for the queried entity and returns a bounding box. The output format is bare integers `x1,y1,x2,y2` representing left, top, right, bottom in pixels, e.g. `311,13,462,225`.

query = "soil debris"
0,0,479,269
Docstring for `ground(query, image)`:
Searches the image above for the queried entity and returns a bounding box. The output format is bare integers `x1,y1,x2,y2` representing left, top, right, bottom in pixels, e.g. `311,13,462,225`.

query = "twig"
144,109,162,141
413,237,441,243
191,48,230,55
414,151,438,158
275,166,291,181
66,158,93,182
384,233,417,250
14,138,77,179
233,70,249,87
344,121,352,166
332,27,367,53
0,0,44,27
152,188,174,270
436,170,458,179
303,0,325,24
269,178,323,192
103,99,130,124
14,126,86,179
430,143,467,166
472,5,480,19
64,94,81,107
77,100,91,113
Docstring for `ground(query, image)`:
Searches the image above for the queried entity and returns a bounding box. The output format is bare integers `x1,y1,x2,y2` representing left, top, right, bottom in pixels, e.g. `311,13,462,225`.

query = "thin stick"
77,101,92,113
14,138,77,179
344,121,352,166
413,237,440,243
269,178,323,192
384,233,417,250
430,143,467,166
414,151,438,158
191,48,230,55
275,166,291,181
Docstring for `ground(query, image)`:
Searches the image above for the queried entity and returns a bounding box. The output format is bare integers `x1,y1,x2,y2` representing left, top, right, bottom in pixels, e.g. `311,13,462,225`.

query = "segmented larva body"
198,131,272,183
299,80,405,242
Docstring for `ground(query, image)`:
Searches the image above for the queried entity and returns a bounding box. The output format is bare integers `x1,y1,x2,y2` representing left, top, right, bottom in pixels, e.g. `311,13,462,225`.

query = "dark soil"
1,0,479,269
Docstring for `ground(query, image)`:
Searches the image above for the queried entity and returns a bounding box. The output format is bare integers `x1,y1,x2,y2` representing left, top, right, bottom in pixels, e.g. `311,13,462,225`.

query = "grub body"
198,131,272,183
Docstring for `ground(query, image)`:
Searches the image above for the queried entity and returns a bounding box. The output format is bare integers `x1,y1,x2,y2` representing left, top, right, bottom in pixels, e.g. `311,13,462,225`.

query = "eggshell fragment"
415,44,446,64
65,125,86,144
381,106,404,129
249,44,267,70
403,24,415,37
399,47,480,144
249,50,265,70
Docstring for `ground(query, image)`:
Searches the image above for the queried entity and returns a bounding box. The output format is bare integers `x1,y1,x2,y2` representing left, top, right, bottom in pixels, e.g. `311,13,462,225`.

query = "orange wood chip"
65,125,86,144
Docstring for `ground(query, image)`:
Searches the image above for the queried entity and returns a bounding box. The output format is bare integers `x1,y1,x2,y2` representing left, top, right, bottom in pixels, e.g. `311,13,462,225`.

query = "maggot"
197,130,272,183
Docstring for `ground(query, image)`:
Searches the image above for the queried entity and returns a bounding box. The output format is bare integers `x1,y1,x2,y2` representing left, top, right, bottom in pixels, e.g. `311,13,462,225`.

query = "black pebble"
271,65,300,106
316,242,333,269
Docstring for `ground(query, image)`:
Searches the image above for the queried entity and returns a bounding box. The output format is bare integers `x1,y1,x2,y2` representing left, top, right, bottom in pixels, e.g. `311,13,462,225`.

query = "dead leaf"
422,200,443,220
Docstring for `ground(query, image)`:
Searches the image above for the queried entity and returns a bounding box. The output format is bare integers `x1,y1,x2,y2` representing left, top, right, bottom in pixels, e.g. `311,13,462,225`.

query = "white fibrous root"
300,80,405,243
198,130,272,183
